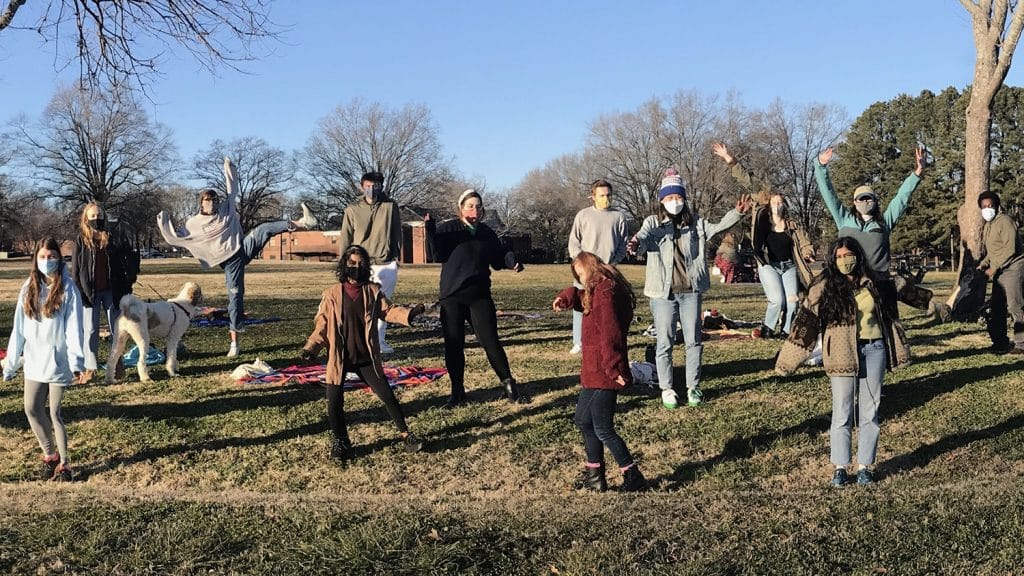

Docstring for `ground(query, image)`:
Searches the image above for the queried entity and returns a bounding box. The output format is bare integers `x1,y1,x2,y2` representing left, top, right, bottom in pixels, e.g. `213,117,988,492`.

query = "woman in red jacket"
553,251,648,492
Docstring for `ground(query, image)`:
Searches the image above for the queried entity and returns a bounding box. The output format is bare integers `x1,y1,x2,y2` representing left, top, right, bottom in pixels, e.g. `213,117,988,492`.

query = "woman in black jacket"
72,203,140,384
425,189,529,408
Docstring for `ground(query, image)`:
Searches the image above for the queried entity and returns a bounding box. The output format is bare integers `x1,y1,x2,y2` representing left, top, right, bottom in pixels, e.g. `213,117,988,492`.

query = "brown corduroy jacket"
302,282,413,385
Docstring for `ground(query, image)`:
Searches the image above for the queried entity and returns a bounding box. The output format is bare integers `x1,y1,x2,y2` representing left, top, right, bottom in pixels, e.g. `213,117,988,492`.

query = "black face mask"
87,218,106,231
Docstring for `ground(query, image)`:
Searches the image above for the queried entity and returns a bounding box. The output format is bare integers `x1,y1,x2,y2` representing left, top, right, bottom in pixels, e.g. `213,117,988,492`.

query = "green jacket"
339,199,402,264
981,213,1024,272
814,159,920,274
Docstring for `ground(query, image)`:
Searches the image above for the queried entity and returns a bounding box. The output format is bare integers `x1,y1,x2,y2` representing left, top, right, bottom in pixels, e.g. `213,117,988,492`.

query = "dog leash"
136,281,166,302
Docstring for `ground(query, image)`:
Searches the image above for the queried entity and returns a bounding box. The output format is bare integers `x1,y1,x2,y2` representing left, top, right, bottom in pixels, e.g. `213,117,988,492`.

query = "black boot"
501,377,531,404
575,465,608,492
620,465,649,492
329,434,352,463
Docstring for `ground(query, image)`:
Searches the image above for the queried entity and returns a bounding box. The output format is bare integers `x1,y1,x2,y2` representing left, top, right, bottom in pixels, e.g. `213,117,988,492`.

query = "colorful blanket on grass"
238,363,447,392
191,307,282,328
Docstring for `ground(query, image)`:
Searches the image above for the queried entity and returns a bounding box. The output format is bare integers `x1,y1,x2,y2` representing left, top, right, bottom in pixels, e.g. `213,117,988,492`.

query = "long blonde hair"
79,202,109,250
25,238,66,320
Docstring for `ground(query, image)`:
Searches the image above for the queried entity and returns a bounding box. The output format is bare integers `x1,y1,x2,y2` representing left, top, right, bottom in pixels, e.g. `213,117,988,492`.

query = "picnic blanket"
192,307,282,328
237,363,447,392
103,345,166,369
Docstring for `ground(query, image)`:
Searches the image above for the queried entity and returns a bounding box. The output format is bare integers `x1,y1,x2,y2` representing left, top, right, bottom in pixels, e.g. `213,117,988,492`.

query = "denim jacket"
634,209,743,299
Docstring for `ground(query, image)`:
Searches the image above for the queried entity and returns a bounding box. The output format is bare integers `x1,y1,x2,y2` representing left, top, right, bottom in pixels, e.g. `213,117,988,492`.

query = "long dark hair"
26,238,67,320
814,237,879,329
571,251,636,315
336,245,372,284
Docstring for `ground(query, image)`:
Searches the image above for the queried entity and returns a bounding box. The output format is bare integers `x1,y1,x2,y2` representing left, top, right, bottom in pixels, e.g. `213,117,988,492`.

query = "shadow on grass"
881,413,1024,477
661,357,1023,489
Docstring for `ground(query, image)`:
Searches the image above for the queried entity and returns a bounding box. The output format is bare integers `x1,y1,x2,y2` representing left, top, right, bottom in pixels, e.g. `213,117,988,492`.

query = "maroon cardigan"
557,277,633,390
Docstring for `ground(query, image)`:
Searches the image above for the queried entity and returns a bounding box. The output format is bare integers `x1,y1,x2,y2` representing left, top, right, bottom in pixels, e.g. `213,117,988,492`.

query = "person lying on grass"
553,251,649,492
300,244,425,462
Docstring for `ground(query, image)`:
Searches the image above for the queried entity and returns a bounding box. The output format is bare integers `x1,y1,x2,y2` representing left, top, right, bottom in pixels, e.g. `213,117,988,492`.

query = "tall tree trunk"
959,87,994,262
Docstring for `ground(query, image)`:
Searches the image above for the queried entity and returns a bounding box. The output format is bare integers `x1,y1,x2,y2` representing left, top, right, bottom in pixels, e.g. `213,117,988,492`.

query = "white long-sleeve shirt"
4,271,85,385
156,158,243,268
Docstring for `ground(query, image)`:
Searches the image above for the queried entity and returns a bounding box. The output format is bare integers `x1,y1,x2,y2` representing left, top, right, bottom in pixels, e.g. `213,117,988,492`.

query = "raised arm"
813,148,855,228
223,156,239,208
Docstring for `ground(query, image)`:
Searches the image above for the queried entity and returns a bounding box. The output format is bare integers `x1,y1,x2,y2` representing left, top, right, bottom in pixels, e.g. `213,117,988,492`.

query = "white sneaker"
661,389,678,409
687,387,704,407
379,342,395,355
227,342,239,358
297,202,318,229
569,345,581,355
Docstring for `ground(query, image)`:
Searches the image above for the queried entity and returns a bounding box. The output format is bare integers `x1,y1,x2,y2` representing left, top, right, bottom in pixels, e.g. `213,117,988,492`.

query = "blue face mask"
37,259,59,276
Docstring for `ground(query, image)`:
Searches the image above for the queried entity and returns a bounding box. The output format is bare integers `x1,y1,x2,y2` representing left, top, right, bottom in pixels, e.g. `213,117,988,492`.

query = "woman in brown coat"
301,245,424,462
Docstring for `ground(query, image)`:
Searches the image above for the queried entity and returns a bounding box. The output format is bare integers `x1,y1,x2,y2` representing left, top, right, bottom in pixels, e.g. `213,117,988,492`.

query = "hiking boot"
501,378,531,404
402,433,424,453
620,465,649,492
830,468,849,487
329,434,353,462
226,342,239,358
575,465,607,492
39,454,59,481
988,343,1012,355
661,389,678,409
443,393,467,409
856,468,876,485
297,202,318,229
687,387,704,407
52,463,73,482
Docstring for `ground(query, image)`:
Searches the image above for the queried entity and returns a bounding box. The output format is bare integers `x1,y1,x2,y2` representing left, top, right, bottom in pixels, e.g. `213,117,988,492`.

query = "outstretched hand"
552,296,570,312
914,146,927,176
818,148,834,166
626,235,640,256
711,142,734,165
735,194,753,214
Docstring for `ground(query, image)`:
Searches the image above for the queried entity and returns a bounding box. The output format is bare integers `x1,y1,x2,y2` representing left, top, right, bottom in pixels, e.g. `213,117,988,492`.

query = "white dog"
107,282,203,383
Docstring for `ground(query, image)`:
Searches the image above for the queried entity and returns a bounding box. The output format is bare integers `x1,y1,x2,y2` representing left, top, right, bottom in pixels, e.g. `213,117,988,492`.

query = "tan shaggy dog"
106,282,203,383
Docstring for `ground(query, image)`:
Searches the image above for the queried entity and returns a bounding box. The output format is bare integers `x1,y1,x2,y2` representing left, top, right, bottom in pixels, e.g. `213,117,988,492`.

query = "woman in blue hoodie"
3,238,85,482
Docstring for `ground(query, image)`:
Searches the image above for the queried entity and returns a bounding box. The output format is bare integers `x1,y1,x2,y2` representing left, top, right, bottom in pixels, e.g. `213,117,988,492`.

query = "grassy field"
0,259,1022,575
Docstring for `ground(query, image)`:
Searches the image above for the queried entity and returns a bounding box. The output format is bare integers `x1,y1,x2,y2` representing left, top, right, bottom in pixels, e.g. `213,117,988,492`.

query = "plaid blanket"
239,363,447,392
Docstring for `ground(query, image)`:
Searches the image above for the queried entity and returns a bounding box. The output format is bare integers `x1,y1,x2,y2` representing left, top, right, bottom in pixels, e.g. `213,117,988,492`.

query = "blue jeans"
575,387,634,467
759,260,799,334
83,289,118,371
829,339,886,466
219,220,291,333
650,291,702,392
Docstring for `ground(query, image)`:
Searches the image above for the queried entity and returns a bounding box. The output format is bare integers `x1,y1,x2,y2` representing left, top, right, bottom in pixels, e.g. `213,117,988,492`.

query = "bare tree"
958,0,1024,264
302,99,455,217
585,99,667,225
747,100,847,238
193,136,295,231
508,153,591,261
8,84,176,210
0,0,280,90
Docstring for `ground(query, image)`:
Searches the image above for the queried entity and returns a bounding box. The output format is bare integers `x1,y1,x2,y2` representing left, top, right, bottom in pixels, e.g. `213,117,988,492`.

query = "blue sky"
0,1,1015,190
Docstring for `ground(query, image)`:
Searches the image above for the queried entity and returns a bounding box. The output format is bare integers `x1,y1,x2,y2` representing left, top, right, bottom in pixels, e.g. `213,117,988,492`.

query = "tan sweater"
338,199,402,264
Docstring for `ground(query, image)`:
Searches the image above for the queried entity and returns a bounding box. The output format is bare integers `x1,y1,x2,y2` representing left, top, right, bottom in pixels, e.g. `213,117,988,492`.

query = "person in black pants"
301,245,425,462
425,189,530,408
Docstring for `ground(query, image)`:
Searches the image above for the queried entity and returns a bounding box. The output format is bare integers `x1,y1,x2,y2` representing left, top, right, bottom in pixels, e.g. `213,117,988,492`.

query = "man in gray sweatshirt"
566,179,630,354
157,156,317,357
338,171,403,354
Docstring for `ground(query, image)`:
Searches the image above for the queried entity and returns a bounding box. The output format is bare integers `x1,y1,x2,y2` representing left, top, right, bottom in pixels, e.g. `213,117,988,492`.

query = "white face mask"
662,200,684,215
982,207,997,222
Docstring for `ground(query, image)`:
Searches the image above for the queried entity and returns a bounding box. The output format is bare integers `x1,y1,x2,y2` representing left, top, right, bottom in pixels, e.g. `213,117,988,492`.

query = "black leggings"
325,363,408,440
440,294,513,397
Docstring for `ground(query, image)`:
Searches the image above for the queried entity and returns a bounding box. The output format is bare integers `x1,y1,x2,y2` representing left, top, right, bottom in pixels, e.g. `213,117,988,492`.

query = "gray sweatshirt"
567,206,629,264
157,159,243,268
